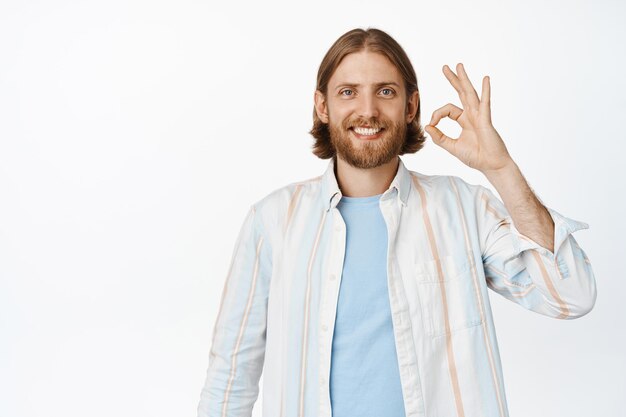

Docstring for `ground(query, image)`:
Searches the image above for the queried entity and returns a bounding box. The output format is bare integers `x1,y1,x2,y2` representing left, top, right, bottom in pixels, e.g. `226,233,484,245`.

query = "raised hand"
425,63,514,174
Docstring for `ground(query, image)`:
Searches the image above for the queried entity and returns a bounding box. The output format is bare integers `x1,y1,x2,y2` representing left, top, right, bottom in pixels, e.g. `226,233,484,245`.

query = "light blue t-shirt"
329,193,406,417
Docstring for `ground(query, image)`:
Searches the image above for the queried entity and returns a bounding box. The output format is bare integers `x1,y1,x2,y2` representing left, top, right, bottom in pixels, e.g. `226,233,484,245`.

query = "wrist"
482,158,519,182
482,160,526,195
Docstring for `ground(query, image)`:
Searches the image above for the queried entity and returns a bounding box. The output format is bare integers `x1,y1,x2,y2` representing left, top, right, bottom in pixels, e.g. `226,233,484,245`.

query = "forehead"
329,50,402,87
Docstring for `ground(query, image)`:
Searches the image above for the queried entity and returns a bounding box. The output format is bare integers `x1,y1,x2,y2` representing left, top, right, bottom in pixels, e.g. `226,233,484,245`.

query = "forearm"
482,160,555,254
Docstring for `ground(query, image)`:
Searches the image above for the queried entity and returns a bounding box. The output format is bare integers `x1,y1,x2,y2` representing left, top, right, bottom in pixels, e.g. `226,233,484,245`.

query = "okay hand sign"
425,63,514,174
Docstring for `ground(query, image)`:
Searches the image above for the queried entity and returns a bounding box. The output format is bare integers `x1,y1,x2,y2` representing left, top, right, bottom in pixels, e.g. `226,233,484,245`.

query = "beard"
328,115,407,169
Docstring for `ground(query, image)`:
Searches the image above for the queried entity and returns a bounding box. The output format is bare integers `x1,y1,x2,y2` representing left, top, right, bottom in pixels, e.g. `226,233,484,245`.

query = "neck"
334,155,399,198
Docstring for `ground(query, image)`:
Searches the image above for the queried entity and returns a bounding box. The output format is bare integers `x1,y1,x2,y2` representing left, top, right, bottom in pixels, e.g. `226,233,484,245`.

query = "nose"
356,93,379,120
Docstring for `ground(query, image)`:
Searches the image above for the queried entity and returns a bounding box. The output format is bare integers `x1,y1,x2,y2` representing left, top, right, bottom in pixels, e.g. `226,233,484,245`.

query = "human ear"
314,90,329,123
406,90,419,123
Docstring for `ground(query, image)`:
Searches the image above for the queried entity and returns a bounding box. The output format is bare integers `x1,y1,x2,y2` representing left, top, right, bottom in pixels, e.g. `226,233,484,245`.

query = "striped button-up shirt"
197,156,597,417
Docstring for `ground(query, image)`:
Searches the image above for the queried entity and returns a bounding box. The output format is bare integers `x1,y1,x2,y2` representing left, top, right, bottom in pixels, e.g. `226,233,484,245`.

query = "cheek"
328,101,354,119
331,107,352,121
388,105,407,120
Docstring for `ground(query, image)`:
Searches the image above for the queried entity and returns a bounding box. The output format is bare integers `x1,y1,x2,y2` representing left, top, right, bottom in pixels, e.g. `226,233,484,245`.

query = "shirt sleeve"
197,204,272,417
476,185,597,319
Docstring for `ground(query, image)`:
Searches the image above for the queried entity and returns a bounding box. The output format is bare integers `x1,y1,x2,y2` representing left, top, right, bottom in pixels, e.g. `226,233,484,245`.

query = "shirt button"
334,225,341,232
320,377,326,385
322,324,328,331
330,274,336,281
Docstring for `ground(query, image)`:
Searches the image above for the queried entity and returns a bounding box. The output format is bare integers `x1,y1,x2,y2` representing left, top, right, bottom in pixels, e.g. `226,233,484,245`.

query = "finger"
429,103,464,127
480,75,492,123
442,65,471,111
456,63,480,110
442,65,469,109
424,124,456,155
442,64,463,94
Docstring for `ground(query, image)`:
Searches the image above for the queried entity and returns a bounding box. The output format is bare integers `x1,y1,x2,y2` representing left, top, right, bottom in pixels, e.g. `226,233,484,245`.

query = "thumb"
425,125,455,154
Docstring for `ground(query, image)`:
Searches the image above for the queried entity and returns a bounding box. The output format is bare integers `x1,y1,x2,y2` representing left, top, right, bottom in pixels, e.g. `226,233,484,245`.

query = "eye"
380,88,395,96
340,89,354,97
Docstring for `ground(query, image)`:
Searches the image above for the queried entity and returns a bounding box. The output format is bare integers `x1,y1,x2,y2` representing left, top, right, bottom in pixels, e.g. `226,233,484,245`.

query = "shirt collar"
321,156,411,212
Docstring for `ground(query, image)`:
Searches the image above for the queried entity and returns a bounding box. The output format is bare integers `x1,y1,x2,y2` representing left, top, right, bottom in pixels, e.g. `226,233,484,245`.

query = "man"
197,27,596,417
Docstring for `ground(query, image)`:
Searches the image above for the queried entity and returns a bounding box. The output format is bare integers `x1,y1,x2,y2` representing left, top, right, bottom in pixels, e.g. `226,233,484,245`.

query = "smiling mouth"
350,127,385,140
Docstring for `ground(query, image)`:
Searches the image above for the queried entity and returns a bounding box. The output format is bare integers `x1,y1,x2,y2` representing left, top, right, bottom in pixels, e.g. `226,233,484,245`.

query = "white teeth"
353,127,381,135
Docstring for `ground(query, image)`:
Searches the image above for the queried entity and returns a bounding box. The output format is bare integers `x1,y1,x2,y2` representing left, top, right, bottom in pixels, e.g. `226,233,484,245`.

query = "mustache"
345,119,387,129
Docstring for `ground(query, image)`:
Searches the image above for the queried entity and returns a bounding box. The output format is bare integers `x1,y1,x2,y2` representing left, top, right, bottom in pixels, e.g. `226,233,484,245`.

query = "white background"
1,0,624,416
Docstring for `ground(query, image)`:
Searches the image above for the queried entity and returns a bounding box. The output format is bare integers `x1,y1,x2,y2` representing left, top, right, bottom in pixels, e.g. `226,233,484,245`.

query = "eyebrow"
334,81,401,89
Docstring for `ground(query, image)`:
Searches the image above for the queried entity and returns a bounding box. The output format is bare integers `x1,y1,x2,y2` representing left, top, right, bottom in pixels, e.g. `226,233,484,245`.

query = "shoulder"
248,172,324,236
408,170,486,197
252,174,322,213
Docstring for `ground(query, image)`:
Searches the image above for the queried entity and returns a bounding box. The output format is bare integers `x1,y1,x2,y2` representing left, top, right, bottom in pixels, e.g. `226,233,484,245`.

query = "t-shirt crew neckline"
338,193,384,205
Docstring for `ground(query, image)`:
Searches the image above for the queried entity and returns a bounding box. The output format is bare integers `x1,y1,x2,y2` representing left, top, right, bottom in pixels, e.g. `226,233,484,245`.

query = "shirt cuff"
507,207,590,261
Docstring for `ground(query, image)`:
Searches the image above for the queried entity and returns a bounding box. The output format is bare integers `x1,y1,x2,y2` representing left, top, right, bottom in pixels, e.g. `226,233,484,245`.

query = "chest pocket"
414,255,484,338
